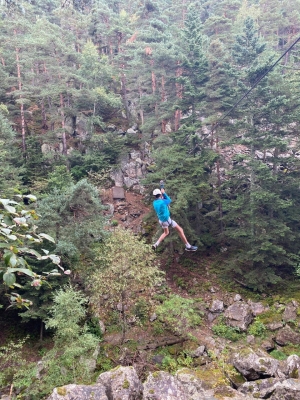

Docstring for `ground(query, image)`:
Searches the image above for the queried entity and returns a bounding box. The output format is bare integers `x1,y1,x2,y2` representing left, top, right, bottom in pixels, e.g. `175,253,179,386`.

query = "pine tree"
0,106,23,197
36,179,105,264
220,18,300,289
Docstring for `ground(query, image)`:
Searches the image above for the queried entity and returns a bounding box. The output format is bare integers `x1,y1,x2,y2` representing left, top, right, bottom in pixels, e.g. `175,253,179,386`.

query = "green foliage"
212,318,242,342
248,318,266,337
269,349,288,361
0,195,65,308
14,285,101,399
87,317,103,339
0,106,23,197
0,336,29,388
157,348,194,373
46,165,74,192
156,294,202,335
90,227,164,341
133,298,150,324
36,179,105,264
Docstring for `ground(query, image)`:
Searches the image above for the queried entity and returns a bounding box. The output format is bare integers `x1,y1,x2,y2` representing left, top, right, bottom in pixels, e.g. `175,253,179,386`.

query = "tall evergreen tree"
220,18,300,289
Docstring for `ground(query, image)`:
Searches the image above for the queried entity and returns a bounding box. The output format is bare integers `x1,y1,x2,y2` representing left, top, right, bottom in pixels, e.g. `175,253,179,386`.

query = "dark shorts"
159,218,177,228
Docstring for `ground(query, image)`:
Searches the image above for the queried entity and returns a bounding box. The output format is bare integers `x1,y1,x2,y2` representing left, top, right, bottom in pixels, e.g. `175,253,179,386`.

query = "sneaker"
152,244,157,251
185,245,198,252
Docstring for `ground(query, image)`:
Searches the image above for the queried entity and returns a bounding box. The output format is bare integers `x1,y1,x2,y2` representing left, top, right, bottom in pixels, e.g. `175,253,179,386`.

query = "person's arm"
161,188,171,205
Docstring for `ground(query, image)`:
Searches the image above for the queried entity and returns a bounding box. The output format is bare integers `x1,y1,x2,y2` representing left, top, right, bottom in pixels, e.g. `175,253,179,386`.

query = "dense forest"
1,0,300,399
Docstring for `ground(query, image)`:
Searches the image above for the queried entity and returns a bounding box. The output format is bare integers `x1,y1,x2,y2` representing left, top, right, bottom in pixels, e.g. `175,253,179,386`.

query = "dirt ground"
100,188,150,234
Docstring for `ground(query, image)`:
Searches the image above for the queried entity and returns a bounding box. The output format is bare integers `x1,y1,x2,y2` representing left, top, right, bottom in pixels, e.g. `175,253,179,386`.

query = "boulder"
282,302,298,322
248,301,269,316
143,370,217,400
233,294,242,302
238,378,281,398
281,355,300,378
224,302,253,331
232,349,280,380
191,345,206,358
260,339,275,352
46,383,108,400
269,378,300,399
209,299,224,313
266,322,283,331
97,366,143,400
274,325,300,346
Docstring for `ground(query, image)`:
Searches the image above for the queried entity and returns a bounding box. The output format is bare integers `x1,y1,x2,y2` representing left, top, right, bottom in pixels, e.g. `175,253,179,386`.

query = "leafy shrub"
156,294,202,335
0,337,29,388
248,318,266,337
133,298,150,323
212,319,242,342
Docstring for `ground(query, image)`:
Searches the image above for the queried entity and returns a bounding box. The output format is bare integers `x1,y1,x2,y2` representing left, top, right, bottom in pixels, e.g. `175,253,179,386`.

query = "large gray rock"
239,378,281,398
282,302,298,322
232,349,280,380
209,299,224,313
224,302,253,331
274,325,300,346
97,366,143,400
269,378,300,399
281,354,300,378
46,383,108,399
143,370,217,400
248,300,269,316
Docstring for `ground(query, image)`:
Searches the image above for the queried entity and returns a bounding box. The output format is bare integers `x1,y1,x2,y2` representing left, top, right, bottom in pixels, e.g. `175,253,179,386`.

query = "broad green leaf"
19,248,41,258
0,228,11,235
49,254,61,265
8,254,18,267
24,195,37,202
3,272,16,286
0,199,18,206
41,249,49,255
13,217,27,225
39,233,55,243
7,234,17,240
7,268,35,278
3,204,16,213
4,252,13,265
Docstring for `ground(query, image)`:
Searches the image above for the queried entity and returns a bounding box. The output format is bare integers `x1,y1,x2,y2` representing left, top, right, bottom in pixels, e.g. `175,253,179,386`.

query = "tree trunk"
161,75,167,133
121,69,130,121
120,291,126,344
40,320,44,341
15,42,26,155
60,93,67,155
175,64,183,131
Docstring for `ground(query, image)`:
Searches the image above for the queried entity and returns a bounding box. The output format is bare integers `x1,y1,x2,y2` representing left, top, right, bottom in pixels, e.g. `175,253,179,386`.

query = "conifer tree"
220,18,300,289
36,179,105,264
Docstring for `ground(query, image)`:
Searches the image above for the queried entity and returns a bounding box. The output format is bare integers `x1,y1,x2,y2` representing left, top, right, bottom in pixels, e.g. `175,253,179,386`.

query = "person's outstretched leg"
174,224,198,251
174,224,188,245
153,227,169,250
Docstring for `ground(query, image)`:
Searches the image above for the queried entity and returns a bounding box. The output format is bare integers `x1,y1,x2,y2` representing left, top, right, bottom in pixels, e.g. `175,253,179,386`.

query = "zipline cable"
147,36,300,186
212,35,300,132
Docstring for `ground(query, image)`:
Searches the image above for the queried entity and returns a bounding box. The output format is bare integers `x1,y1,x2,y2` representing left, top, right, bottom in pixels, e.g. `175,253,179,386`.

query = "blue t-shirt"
153,193,172,222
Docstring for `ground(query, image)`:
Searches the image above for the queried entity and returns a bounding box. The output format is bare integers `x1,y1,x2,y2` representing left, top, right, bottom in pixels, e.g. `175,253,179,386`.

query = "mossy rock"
191,363,228,390
168,344,182,355
225,364,246,388
257,309,283,325
56,387,67,396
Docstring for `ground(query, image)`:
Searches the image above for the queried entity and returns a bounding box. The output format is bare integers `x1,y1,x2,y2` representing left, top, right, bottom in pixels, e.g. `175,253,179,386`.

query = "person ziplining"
152,187,197,252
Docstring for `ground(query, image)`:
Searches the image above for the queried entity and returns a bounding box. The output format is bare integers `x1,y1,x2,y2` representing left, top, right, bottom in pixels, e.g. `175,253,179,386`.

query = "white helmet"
153,188,162,196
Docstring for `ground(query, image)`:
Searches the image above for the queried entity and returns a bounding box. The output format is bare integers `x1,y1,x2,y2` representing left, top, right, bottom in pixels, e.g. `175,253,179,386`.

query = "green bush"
212,319,242,342
156,294,202,335
248,318,266,337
